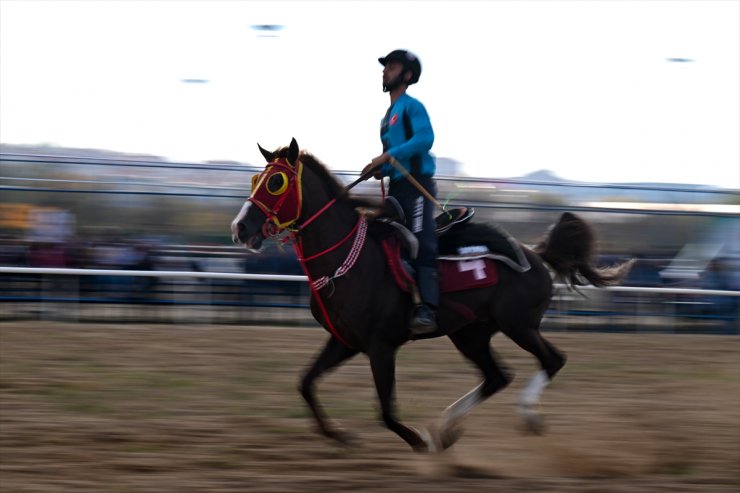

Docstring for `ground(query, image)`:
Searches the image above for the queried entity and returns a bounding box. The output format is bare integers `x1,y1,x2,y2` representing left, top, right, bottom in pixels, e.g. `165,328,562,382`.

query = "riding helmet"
378,49,422,85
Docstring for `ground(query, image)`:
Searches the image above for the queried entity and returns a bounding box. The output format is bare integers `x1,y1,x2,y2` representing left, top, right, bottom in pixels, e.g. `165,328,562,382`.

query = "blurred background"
0,4,739,490
0,0,738,332
1,147,737,333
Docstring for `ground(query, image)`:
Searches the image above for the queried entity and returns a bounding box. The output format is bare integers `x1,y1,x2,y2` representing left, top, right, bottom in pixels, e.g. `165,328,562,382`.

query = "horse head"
237,136,363,254
231,138,303,251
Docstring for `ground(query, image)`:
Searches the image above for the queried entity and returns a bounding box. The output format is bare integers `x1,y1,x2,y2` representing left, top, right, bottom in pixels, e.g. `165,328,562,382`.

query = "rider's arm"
385,100,434,165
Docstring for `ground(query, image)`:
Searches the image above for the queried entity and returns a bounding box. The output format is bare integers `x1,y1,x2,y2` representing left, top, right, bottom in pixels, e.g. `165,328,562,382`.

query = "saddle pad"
439,257,498,292
382,238,498,294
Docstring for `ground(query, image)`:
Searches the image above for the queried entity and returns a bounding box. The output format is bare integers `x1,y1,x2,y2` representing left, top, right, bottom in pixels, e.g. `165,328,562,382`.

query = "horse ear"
287,138,299,166
257,143,274,162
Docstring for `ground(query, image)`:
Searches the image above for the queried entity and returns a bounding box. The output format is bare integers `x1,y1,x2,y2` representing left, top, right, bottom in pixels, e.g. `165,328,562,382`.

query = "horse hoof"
518,405,546,435
410,426,438,453
325,428,359,446
439,422,464,450
523,414,546,435
412,443,431,453
440,428,463,450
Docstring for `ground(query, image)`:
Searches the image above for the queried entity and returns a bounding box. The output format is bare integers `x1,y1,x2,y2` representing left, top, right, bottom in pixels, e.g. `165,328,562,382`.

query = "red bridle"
248,158,304,232
246,158,365,348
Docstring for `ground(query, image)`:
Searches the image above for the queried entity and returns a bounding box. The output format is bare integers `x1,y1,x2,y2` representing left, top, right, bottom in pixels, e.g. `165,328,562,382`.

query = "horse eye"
266,172,288,195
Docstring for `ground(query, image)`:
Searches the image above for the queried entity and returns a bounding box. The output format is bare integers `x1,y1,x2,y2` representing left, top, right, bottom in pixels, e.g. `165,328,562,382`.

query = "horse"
231,138,633,452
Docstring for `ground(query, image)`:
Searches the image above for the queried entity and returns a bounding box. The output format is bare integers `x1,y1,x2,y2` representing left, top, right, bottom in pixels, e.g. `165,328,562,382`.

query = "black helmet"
378,49,421,85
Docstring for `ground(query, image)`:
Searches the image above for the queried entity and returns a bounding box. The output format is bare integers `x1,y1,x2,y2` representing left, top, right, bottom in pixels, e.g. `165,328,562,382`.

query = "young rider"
363,49,439,335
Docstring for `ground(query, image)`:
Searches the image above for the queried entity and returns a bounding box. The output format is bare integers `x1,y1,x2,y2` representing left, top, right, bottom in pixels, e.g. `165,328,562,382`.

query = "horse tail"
534,212,634,289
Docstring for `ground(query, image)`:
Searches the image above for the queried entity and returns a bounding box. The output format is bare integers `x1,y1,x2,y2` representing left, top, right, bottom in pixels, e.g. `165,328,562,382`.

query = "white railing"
0,266,306,282
1,267,737,332
1,266,738,297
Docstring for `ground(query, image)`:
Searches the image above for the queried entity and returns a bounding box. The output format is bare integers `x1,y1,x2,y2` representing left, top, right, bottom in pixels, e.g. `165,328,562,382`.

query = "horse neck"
296,195,361,273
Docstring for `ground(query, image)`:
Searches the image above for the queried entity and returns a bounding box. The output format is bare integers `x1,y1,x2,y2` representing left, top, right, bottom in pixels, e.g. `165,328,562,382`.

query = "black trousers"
388,175,439,307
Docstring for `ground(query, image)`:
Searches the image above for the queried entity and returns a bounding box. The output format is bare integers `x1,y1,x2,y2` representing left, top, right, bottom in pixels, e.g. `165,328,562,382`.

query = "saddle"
372,199,476,259
369,203,530,296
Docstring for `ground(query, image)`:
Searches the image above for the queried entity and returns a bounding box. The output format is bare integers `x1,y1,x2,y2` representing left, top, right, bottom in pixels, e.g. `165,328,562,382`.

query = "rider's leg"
407,177,439,333
389,177,440,335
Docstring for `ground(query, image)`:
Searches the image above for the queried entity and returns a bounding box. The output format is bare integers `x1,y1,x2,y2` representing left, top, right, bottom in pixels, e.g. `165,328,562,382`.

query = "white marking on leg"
519,370,549,408
441,381,484,427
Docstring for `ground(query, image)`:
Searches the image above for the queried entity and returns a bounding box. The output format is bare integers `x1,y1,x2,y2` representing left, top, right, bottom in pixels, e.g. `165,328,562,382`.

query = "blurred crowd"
0,237,153,270
0,235,306,274
0,234,736,331
1,238,154,270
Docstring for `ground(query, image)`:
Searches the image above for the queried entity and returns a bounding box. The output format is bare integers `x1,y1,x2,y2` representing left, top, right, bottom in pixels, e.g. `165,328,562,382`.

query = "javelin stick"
386,157,448,215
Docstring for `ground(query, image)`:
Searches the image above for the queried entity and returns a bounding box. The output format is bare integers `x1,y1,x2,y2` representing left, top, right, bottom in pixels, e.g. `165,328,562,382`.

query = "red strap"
298,198,337,232
293,239,353,348
299,216,362,263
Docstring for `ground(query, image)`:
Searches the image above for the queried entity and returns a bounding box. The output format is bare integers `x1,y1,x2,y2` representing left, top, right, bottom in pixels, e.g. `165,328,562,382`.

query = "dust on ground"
1,322,738,492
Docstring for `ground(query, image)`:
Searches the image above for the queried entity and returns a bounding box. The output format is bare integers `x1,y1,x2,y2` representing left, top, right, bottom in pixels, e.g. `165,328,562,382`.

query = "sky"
1,0,739,188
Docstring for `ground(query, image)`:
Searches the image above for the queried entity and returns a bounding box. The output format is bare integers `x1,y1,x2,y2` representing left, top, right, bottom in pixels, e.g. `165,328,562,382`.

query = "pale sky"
1,0,739,188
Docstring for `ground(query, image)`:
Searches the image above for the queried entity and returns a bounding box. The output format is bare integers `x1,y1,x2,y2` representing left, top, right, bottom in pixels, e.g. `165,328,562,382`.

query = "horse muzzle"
243,232,264,253
231,220,265,253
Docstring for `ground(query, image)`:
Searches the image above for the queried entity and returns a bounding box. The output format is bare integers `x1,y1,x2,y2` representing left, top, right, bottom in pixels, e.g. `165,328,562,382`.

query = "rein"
298,214,363,263
289,165,377,233
249,163,382,349
296,197,337,232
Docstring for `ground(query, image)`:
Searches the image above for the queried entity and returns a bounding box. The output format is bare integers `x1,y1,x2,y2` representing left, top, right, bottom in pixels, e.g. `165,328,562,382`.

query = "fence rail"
1,267,737,333
0,266,306,282
0,266,738,297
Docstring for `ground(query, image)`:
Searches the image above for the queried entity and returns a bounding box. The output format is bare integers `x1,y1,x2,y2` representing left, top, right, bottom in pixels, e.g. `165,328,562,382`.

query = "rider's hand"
363,153,388,180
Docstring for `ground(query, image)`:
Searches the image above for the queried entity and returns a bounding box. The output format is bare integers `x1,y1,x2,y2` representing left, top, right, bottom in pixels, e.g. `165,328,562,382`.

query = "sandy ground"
1,322,738,492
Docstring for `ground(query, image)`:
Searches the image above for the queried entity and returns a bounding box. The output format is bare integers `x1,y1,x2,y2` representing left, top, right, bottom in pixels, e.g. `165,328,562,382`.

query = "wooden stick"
387,157,447,213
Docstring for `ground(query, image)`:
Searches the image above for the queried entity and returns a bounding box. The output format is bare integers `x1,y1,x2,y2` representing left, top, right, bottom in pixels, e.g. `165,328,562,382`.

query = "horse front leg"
369,341,435,452
299,336,359,445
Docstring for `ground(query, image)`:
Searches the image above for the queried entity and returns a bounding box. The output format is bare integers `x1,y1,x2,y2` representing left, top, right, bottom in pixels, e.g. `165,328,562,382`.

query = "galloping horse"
231,138,632,452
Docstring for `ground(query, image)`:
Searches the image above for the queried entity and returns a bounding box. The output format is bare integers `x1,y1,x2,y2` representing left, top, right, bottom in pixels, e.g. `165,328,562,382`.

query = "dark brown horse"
231,138,632,452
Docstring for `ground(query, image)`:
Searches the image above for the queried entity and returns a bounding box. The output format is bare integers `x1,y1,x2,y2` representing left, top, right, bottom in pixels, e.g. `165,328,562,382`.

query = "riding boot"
410,266,439,335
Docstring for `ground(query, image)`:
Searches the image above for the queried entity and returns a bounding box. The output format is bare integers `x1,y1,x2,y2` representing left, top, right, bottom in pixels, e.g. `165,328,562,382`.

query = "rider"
363,49,439,335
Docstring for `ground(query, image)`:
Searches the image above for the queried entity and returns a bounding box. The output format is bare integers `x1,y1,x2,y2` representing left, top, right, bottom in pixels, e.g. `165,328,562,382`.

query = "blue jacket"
379,93,436,181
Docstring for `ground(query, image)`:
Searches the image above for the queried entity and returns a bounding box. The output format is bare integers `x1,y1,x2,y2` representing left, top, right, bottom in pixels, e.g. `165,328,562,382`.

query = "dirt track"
1,322,738,492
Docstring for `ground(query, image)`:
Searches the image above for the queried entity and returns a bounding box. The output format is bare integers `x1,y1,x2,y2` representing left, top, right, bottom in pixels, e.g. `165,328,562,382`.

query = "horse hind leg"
439,323,513,450
503,323,567,434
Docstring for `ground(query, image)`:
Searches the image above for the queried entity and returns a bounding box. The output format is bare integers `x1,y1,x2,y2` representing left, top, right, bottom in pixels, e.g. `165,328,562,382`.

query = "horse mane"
272,146,381,210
